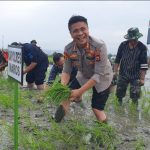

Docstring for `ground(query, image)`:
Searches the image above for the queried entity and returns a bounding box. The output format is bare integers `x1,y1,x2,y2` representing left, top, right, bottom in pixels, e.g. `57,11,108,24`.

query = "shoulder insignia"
95,49,101,61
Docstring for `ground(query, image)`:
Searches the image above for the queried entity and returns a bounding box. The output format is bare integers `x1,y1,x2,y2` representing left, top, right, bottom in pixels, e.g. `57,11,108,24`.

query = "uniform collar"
72,37,91,52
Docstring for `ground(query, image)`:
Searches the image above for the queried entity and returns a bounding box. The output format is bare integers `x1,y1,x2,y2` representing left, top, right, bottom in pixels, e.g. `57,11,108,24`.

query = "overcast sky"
0,1,150,55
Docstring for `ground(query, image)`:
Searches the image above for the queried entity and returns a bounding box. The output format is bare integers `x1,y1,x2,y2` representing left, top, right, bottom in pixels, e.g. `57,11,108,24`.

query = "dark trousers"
116,75,141,101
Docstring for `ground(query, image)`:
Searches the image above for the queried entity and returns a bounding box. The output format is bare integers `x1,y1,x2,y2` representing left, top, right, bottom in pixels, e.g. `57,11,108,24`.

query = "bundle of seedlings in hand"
45,82,71,105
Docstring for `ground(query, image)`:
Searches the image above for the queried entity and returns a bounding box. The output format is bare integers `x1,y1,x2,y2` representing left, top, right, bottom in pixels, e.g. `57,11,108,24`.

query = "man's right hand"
111,72,118,86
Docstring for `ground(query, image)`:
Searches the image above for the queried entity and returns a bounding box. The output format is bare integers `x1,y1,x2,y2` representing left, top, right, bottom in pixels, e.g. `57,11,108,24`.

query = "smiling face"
69,22,89,48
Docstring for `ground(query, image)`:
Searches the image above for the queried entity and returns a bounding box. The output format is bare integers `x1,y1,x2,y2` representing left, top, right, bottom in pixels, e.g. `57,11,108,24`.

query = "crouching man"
55,15,113,123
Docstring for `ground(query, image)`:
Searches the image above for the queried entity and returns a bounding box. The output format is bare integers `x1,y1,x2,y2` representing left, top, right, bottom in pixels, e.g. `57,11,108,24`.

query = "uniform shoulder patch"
95,49,101,62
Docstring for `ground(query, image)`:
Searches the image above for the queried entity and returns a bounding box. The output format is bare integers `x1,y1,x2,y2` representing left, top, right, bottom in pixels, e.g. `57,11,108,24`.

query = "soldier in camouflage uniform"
54,15,113,123
114,27,148,105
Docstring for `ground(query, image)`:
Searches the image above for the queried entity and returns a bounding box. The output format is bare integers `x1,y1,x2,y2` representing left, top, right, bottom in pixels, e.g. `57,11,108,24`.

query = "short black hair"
53,52,63,64
68,15,88,31
31,40,37,44
11,42,19,46
11,42,23,47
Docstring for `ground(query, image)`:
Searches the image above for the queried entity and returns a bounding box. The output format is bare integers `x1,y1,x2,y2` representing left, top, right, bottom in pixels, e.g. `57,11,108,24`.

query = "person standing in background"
114,27,148,105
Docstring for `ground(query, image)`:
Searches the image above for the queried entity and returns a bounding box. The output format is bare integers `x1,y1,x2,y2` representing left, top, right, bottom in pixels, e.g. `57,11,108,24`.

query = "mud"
0,69,150,149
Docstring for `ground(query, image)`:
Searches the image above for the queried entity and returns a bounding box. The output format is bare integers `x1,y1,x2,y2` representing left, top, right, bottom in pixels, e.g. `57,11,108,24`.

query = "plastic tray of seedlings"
45,82,71,105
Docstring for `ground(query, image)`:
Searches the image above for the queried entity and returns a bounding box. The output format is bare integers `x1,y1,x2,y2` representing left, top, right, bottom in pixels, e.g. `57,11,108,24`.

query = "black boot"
54,105,66,123
132,99,138,106
118,98,123,106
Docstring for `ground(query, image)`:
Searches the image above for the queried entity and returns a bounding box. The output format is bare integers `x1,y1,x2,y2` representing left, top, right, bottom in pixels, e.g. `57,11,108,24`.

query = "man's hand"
69,89,82,102
23,70,26,74
23,62,37,74
111,72,118,86
139,79,145,86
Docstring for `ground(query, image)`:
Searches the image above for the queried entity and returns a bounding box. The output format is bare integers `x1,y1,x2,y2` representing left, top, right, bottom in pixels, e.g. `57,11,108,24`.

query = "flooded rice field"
0,69,150,149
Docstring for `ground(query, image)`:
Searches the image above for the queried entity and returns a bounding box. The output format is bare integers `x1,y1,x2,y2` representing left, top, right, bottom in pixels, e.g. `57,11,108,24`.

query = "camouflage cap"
124,27,143,40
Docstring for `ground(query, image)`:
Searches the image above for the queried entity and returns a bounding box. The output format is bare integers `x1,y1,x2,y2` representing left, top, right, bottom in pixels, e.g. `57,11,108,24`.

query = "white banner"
8,45,23,84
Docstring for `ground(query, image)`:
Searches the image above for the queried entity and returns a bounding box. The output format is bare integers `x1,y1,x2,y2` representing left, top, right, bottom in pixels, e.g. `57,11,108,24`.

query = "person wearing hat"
114,27,148,105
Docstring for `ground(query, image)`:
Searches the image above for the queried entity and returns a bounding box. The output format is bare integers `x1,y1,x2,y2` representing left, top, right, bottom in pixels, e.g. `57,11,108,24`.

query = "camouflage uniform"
115,40,148,103
116,75,141,103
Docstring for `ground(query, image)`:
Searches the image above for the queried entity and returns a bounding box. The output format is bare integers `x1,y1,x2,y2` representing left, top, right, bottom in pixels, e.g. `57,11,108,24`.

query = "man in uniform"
55,15,113,123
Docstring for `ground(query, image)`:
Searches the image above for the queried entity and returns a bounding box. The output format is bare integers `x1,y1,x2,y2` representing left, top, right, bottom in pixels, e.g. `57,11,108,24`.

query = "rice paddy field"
0,69,150,150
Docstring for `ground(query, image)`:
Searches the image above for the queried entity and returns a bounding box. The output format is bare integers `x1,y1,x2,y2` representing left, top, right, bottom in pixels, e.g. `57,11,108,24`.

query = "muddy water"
144,69,150,90
67,92,150,149
0,69,150,149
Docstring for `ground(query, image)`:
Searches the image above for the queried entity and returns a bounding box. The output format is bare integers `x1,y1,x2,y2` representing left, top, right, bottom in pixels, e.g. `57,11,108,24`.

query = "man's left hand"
139,79,144,86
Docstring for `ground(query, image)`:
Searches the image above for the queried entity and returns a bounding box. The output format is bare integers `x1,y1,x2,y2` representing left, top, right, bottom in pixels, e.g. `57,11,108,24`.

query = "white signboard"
8,45,23,84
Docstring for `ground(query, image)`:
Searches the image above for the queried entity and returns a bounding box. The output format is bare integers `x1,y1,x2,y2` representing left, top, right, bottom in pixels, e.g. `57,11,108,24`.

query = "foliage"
18,119,118,150
44,82,71,105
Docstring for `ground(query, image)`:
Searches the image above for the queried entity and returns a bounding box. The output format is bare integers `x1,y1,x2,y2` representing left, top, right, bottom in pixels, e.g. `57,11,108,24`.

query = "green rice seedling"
90,121,119,149
0,94,13,109
19,120,56,149
140,90,150,118
128,100,137,115
134,139,145,150
44,82,71,105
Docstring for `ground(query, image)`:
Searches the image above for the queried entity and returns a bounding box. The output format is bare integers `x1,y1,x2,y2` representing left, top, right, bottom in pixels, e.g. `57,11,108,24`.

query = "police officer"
114,27,148,105
55,15,113,123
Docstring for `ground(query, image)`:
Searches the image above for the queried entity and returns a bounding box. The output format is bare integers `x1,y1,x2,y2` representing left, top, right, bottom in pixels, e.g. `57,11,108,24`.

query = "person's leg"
116,76,128,105
130,79,141,105
91,87,110,122
55,78,81,122
27,83,35,89
36,84,44,90
35,65,48,90
92,108,107,122
26,72,35,89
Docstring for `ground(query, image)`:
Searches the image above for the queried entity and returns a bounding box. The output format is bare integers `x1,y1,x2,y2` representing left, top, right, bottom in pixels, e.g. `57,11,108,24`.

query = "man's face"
55,57,64,68
31,42,37,46
70,22,89,48
129,39,138,45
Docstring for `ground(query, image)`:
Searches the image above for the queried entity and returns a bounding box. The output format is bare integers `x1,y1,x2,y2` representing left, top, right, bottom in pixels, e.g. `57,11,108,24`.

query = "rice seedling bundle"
45,82,71,105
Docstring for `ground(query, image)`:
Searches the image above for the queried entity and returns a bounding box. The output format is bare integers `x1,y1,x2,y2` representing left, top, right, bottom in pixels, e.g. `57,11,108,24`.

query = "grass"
0,75,150,149
16,118,118,150
48,55,53,64
135,139,145,150
44,82,71,105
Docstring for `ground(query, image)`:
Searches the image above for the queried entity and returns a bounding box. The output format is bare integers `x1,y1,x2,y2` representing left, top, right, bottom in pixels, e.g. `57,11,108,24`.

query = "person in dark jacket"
114,27,148,105
47,52,77,85
30,40,37,46
11,42,49,90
